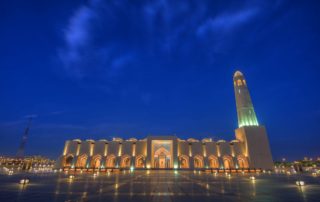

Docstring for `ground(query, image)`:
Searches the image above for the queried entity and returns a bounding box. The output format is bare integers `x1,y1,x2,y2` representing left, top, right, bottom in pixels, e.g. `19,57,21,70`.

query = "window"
237,80,242,86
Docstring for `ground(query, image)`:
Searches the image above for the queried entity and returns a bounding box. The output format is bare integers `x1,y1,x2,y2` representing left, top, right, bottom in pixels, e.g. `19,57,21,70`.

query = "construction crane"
16,117,32,158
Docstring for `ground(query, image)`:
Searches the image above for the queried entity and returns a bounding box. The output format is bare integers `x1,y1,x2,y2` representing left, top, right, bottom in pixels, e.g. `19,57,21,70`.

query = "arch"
120,155,131,168
91,155,102,169
135,155,145,168
223,155,234,169
237,155,249,169
76,154,88,168
63,154,74,167
154,147,170,156
237,79,243,86
194,155,204,168
106,155,116,168
179,155,189,168
208,155,219,169
154,146,171,168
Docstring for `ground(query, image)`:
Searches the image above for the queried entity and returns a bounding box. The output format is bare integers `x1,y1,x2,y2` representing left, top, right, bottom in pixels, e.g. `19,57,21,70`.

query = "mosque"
56,71,274,171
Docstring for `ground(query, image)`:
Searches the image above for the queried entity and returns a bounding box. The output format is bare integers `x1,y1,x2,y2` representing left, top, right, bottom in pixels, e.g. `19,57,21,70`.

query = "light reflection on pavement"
0,170,319,202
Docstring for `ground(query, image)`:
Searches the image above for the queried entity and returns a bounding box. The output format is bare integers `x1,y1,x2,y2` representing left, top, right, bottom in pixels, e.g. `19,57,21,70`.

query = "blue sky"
0,0,320,160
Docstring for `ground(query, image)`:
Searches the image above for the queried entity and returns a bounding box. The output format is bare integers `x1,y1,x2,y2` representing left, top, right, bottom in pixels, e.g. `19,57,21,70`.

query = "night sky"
1,0,319,160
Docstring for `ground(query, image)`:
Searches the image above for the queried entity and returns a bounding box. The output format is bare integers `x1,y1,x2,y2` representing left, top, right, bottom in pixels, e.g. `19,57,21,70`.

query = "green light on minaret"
233,71,259,128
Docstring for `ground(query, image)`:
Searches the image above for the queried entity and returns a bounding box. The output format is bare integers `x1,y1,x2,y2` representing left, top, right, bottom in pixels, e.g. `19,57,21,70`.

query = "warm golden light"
76,143,81,156
63,142,68,155
118,143,122,157
132,143,136,157
189,144,192,157
202,144,206,157
104,144,108,157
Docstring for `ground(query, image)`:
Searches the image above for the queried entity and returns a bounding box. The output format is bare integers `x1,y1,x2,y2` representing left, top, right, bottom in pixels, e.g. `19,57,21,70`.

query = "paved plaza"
0,170,319,202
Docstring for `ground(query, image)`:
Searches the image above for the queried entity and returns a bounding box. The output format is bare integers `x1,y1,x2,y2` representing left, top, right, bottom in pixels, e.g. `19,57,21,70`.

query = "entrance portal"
152,140,173,169
154,147,171,168
159,155,166,168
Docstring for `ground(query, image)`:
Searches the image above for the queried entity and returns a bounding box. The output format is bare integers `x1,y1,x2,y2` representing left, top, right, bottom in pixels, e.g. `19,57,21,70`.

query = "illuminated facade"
56,71,273,171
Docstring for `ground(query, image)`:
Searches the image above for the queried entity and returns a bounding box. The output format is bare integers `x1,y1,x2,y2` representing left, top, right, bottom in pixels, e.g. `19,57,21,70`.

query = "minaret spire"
233,71,259,128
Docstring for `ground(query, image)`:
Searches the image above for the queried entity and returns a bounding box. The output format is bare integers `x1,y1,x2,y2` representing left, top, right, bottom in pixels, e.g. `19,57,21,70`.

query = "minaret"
233,71,259,128
233,70,274,170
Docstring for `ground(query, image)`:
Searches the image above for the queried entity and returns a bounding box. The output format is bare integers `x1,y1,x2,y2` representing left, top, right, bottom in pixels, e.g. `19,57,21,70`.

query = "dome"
201,138,212,143
127,138,137,142
187,138,199,143
112,137,123,142
234,71,243,77
217,140,226,143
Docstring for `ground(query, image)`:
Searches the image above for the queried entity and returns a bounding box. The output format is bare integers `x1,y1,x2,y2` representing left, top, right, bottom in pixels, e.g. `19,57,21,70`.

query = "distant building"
56,71,273,171
0,156,55,170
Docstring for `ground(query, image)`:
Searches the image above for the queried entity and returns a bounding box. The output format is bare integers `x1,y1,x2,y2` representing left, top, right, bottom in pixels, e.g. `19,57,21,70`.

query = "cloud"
58,0,208,81
58,1,269,86
65,6,94,49
58,3,96,79
197,8,259,37
58,0,135,80
109,53,135,77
